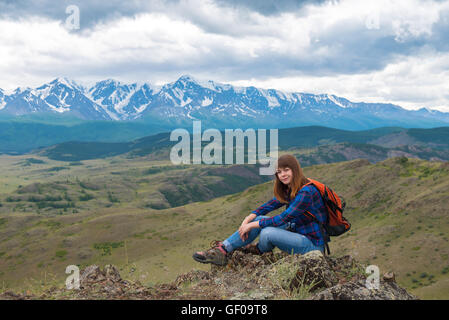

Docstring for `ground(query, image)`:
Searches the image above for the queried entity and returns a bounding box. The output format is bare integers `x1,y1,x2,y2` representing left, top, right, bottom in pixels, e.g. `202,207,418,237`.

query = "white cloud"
229,48,449,112
0,0,448,112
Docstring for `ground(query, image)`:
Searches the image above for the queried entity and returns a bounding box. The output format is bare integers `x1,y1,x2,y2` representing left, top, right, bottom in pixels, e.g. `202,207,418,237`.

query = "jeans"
222,215,325,255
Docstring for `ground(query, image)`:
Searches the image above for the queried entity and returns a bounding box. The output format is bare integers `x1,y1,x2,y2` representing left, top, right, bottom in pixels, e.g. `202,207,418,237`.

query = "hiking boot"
192,240,228,266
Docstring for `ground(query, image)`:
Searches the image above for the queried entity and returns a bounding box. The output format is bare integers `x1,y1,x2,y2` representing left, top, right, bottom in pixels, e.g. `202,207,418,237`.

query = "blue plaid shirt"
251,184,328,247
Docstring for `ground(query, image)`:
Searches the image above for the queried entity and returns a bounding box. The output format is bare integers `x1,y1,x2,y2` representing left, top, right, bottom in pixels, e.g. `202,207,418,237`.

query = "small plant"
107,191,120,203
419,272,428,279
55,250,67,259
79,193,94,201
93,241,124,256
441,266,449,274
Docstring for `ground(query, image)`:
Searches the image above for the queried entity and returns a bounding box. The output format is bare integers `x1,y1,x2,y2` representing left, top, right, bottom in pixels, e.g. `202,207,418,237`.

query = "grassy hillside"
0,155,270,215
0,155,448,299
290,142,449,166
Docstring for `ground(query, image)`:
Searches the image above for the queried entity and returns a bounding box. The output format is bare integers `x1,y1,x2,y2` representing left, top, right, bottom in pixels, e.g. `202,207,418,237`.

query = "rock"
248,291,273,299
288,250,338,292
104,264,121,282
224,248,287,272
311,280,418,300
80,265,104,286
1,291,22,299
174,270,211,287
0,252,417,300
383,272,396,283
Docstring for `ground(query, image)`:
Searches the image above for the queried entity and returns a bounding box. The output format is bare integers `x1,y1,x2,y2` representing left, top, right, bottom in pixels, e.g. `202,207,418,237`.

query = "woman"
192,154,327,266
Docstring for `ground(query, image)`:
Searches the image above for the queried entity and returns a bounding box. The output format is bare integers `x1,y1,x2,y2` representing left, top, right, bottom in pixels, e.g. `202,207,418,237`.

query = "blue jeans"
222,215,325,255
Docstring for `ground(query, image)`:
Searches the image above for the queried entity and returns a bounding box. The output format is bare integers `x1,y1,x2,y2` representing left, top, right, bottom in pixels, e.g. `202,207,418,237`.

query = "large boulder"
288,250,338,292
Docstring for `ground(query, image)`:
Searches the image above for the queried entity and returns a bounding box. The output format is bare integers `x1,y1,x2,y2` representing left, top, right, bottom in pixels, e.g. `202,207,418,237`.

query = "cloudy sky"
1,0,449,111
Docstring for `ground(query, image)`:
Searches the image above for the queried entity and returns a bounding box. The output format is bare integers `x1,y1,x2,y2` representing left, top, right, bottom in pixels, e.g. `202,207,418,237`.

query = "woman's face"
276,167,292,185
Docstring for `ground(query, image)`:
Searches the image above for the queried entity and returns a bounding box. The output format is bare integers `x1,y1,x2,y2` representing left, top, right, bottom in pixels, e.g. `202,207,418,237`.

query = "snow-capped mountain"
0,88,5,110
1,77,110,120
1,75,449,130
88,79,138,120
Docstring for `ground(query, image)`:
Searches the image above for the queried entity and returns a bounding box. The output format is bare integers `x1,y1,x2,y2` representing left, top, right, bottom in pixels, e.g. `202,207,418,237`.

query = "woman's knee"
259,227,277,242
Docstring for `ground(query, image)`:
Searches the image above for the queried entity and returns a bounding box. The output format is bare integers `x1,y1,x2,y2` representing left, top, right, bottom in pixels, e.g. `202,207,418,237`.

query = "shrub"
79,193,94,201
93,241,124,256
55,250,67,259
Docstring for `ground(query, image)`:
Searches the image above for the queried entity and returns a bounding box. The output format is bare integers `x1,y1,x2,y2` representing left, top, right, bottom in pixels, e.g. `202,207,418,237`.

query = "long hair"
273,154,309,204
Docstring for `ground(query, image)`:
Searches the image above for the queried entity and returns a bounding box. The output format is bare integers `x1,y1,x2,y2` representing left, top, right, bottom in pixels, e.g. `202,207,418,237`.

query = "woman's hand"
239,214,255,240
240,213,256,228
238,221,259,241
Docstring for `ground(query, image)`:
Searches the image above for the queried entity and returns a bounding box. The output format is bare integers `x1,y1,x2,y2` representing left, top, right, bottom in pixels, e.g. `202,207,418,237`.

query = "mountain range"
1,75,449,130
38,126,449,162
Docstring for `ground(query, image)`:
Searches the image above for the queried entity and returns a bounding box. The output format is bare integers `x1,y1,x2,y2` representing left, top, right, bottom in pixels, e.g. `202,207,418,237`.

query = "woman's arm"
239,213,257,239
257,188,313,228
242,213,257,225
251,197,285,217
238,197,285,240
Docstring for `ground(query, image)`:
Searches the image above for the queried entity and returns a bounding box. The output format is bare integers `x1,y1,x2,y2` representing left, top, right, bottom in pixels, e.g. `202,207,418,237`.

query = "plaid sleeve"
258,188,312,228
251,197,285,216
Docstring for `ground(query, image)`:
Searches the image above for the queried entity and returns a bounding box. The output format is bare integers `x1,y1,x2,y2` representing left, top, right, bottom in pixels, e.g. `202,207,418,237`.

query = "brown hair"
273,154,309,204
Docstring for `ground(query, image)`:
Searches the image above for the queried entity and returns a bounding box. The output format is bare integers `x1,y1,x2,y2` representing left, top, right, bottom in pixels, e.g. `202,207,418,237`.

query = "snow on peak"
327,94,348,108
0,90,5,110
50,77,83,90
201,97,213,106
98,78,121,87
178,74,196,82
259,88,280,108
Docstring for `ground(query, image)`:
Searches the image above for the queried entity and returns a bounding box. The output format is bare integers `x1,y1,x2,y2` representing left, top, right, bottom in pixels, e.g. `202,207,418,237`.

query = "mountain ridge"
1,75,449,130
36,125,449,162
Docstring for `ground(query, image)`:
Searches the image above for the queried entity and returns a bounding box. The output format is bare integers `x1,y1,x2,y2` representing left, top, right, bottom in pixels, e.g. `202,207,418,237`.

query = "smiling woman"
192,154,329,266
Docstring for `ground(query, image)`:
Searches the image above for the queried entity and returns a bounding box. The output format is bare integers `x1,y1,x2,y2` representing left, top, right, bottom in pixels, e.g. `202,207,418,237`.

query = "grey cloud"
425,8,449,52
0,0,329,30
0,0,157,29
214,0,329,16
2,0,449,92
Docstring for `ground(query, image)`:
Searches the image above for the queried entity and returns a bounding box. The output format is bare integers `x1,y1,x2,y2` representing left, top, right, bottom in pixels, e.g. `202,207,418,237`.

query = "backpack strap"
300,181,331,255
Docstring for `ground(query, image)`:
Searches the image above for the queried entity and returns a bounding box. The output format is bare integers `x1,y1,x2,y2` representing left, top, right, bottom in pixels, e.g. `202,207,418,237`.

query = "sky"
1,0,449,111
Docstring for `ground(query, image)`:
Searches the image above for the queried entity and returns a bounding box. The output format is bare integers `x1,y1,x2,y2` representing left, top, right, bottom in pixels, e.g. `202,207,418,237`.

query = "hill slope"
0,157,447,299
35,126,449,162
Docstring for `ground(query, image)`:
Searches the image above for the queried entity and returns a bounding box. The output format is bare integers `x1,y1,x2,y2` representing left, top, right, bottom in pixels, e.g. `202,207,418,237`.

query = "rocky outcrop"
0,249,417,300
312,279,415,300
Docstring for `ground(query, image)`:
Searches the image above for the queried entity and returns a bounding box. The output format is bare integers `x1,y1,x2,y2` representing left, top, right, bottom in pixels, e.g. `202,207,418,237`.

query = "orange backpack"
302,178,351,255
